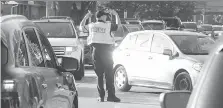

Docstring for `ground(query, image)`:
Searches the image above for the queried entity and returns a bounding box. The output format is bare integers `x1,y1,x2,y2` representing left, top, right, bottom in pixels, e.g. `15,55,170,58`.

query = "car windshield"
182,23,197,29
201,25,212,31
142,23,164,30
213,26,223,31
171,35,215,55
35,22,76,38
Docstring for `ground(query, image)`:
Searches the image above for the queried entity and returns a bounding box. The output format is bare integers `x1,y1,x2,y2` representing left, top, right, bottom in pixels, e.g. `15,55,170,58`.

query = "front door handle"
125,53,130,56
148,56,153,60
42,84,47,89
56,83,62,88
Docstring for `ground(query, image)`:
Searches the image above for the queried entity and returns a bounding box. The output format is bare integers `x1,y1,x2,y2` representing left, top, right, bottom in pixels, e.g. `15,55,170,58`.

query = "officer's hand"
86,10,93,18
110,10,118,15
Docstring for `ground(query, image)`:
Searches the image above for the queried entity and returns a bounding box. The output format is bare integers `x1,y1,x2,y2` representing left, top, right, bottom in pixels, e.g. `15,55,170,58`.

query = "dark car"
1,15,78,108
158,17,184,30
160,38,223,108
182,22,198,32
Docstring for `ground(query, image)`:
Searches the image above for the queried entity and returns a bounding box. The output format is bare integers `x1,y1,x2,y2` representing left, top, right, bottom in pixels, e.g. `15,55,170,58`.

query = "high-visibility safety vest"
87,22,115,45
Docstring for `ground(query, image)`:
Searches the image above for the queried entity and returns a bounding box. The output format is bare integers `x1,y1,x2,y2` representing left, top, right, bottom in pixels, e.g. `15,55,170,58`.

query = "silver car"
113,30,215,92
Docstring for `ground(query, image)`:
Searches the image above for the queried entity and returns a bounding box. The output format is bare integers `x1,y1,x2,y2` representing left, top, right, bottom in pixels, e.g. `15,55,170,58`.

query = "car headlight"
193,63,202,71
2,80,16,92
66,47,73,52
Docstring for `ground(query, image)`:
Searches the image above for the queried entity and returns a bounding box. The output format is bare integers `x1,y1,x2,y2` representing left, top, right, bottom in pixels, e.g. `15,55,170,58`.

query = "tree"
101,1,198,21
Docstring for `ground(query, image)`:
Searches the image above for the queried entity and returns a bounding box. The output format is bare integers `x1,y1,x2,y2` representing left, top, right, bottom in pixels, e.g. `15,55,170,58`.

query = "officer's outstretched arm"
79,12,92,32
110,10,121,25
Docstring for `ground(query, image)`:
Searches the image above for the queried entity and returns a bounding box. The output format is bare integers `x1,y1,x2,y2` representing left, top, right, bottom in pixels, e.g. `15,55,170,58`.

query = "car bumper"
1,92,20,107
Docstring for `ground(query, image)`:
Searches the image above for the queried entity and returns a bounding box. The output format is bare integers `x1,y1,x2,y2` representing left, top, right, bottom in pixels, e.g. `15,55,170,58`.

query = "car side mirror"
160,91,191,108
163,49,172,56
60,57,78,72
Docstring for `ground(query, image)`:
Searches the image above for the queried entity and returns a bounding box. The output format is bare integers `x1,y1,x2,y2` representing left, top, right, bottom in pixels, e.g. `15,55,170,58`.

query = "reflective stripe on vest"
87,22,115,45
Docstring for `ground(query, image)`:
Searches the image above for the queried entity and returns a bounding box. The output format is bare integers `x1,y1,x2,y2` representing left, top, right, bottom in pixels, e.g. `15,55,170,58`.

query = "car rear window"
35,22,76,38
201,25,212,31
162,18,180,28
182,23,197,29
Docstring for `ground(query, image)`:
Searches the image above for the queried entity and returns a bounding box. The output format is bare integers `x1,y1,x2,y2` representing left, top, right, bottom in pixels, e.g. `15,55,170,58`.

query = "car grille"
52,46,65,57
84,45,92,54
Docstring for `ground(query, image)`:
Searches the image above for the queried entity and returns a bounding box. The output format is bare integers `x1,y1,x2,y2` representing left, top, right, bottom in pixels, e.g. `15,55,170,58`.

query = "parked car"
33,16,85,80
157,17,184,30
181,22,198,32
160,38,223,108
141,20,166,30
198,24,214,37
113,30,215,92
1,15,78,108
124,18,141,24
212,25,223,40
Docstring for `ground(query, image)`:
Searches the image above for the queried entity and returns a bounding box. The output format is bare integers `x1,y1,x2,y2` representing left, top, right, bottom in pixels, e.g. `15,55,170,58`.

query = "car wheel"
74,57,85,80
114,66,132,92
72,93,78,108
174,72,193,91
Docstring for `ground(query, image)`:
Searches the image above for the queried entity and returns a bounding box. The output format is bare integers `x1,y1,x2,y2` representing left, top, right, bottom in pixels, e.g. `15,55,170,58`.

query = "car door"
22,27,64,105
130,33,153,80
13,29,47,108
149,33,174,85
117,34,137,77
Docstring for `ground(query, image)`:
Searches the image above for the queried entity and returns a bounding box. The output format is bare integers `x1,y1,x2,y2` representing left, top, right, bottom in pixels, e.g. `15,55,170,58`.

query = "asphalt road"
75,67,163,108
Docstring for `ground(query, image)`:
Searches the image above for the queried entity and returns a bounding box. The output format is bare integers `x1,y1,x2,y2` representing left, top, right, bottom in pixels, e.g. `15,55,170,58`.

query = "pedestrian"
79,9,121,102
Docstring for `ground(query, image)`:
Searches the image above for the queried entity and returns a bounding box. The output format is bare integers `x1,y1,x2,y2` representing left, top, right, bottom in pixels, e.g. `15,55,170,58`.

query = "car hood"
79,37,124,46
48,38,77,46
182,55,209,63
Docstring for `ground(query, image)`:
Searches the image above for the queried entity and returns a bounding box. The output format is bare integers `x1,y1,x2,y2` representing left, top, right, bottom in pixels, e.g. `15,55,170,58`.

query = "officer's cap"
96,10,110,18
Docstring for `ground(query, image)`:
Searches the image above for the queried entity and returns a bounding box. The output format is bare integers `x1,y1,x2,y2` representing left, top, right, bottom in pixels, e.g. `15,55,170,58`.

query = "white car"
34,16,85,80
113,30,215,92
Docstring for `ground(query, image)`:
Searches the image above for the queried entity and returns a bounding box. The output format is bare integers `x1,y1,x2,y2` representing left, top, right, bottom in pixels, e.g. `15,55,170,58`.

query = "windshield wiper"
184,53,208,55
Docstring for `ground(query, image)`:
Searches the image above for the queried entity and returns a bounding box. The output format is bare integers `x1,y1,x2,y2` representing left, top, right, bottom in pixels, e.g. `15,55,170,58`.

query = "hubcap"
115,69,126,88
179,78,190,90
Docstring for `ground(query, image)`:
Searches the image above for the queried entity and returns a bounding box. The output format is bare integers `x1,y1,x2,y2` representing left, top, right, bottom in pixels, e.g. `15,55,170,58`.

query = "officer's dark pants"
91,43,115,98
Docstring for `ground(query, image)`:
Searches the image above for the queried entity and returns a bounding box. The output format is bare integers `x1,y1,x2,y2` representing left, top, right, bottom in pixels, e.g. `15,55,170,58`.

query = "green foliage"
101,1,199,21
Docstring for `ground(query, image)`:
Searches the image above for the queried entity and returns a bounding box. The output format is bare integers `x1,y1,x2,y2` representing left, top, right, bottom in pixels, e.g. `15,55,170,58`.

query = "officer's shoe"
107,96,121,102
97,97,104,102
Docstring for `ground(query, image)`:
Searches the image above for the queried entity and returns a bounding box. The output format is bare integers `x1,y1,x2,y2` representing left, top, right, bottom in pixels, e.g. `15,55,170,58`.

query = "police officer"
80,9,121,102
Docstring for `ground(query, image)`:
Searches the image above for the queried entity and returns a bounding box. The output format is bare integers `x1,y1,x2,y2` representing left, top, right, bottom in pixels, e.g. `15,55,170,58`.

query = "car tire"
114,66,132,92
74,57,85,81
173,72,193,91
72,93,78,108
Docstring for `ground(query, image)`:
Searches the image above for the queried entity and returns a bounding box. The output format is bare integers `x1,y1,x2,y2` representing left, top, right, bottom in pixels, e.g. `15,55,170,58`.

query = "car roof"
141,20,164,23
182,22,196,24
129,30,207,37
1,15,37,41
33,19,71,23
200,24,212,26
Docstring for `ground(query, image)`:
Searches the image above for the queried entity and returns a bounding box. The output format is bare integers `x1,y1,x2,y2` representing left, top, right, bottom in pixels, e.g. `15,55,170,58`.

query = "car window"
135,33,152,50
17,35,29,66
35,22,76,38
1,41,8,65
23,28,45,67
37,30,57,68
151,33,173,54
120,34,137,49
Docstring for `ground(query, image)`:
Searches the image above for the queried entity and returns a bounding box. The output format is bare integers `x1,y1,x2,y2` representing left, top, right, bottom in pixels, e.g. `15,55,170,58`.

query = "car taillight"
2,80,16,92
